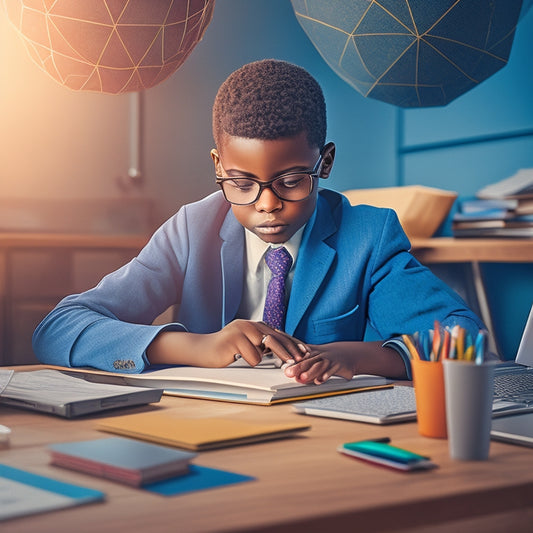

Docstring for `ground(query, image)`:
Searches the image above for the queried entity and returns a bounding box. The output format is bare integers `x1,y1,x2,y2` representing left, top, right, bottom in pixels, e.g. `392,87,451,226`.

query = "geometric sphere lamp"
3,0,216,94
291,0,527,107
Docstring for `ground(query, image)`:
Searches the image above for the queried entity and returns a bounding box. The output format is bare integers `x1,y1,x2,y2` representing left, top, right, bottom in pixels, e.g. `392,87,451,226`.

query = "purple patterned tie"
262,246,293,331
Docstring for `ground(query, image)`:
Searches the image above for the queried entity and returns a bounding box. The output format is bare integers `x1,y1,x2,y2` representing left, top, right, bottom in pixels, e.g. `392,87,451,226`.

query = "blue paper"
144,465,255,496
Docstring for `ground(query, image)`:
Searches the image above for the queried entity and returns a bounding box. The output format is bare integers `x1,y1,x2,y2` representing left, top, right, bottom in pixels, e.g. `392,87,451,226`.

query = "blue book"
49,437,197,486
0,463,105,521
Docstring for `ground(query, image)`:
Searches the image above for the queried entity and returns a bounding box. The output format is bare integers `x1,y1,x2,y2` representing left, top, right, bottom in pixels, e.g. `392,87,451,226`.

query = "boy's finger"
271,333,310,361
283,356,319,377
258,333,291,360
235,336,264,367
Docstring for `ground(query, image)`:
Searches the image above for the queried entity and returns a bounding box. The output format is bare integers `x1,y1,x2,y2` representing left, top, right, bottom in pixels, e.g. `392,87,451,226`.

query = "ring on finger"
261,334,269,345
233,353,242,361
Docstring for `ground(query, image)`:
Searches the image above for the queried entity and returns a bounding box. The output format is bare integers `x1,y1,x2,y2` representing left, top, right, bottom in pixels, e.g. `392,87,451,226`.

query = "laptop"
0,368,163,418
493,303,533,405
491,412,533,448
490,303,533,446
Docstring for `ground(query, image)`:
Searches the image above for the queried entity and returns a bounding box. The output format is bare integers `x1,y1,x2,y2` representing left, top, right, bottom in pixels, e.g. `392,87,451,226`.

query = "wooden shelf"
0,232,149,249
411,237,533,263
0,233,148,365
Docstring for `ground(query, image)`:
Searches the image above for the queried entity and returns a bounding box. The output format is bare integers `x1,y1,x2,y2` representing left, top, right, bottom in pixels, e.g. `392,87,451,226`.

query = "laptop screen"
516,304,533,366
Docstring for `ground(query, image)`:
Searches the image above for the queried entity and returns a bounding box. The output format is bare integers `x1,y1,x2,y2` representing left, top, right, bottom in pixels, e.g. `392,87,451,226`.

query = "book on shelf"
460,198,520,213
48,360,392,406
460,198,533,218
48,437,197,487
452,226,533,238
452,214,533,229
514,199,533,215
452,196,533,238
476,168,533,200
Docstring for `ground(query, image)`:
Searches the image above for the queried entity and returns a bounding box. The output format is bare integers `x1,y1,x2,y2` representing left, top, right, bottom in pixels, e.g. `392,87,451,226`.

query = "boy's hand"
207,320,308,368
147,320,310,368
283,344,355,385
283,341,408,384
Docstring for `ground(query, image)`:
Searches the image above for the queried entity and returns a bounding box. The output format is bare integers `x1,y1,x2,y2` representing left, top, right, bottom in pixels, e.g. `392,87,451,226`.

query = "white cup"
443,359,495,460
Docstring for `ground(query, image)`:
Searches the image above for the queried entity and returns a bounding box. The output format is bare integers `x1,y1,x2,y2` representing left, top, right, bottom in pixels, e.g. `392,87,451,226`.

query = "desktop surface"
2,382,533,533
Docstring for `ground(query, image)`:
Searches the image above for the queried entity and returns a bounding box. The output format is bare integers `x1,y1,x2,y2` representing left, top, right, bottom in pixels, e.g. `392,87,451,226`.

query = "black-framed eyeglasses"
215,153,324,206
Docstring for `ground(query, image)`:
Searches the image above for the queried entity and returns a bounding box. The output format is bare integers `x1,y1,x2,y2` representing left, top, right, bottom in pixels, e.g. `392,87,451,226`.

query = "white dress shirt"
236,226,305,322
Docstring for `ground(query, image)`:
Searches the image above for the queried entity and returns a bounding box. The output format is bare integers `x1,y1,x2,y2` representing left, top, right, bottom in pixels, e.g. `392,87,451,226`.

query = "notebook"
292,386,417,425
0,463,104,521
49,437,197,486
96,412,311,451
0,369,163,418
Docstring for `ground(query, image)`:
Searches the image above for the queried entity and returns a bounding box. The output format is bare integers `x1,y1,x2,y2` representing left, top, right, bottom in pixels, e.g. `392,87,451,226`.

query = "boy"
33,59,484,384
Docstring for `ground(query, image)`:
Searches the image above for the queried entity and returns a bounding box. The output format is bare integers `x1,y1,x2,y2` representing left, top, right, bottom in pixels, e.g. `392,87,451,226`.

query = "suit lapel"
285,194,338,334
219,211,245,327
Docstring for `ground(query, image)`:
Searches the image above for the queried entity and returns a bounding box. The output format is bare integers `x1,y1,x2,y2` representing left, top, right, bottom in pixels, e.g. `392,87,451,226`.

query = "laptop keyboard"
494,367,533,405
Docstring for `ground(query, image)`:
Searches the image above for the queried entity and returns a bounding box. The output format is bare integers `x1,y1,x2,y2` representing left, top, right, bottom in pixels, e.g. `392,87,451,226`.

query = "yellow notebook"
96,413,311,451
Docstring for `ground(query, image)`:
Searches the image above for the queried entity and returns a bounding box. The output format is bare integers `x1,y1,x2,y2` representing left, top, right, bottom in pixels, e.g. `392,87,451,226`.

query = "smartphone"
339,440,437,471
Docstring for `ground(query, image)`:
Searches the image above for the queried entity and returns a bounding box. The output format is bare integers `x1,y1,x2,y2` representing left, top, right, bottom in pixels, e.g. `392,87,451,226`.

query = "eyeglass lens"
221,174,314,205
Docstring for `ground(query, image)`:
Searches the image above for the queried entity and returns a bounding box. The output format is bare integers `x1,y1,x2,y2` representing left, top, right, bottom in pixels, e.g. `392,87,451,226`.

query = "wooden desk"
2,392,533,533
411,238,533,356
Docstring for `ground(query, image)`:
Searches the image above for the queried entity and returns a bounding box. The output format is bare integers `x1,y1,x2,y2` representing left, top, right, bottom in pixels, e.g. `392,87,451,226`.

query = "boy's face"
212,132,331,244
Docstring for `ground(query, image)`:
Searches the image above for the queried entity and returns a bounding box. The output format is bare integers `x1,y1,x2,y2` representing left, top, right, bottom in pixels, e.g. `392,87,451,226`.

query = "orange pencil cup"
411,359,447,438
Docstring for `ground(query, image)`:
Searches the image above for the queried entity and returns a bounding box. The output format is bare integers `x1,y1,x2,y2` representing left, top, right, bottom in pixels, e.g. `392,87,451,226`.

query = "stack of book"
452,169,533,238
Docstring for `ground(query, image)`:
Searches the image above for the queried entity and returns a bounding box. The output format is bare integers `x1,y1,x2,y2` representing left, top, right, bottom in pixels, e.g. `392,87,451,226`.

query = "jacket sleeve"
367,208,485,336
367,209,485,378
32,208,191,373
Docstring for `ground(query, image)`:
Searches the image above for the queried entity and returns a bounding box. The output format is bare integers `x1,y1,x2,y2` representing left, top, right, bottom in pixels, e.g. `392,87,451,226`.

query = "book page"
126,364,387,393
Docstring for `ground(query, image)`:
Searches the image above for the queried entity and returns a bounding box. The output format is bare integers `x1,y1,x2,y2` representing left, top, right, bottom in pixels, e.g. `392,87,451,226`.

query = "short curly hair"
213,59,326,150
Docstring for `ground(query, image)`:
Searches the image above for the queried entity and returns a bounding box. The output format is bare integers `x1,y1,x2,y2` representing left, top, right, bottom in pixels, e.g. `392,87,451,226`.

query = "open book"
51,359,391,406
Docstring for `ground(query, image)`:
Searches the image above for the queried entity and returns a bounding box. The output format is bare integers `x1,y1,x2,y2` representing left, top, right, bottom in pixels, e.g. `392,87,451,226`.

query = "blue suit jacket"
33,189,484,373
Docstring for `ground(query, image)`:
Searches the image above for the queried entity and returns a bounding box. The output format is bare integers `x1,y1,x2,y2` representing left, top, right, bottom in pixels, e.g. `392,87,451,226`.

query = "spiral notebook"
292,386,417,425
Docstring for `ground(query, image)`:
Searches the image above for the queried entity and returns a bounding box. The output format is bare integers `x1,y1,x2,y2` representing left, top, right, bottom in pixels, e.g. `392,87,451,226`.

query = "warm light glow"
3,0,216,94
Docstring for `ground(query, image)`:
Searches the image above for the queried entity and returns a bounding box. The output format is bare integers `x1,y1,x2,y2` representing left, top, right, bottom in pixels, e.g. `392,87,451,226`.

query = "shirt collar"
244,225,305,274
